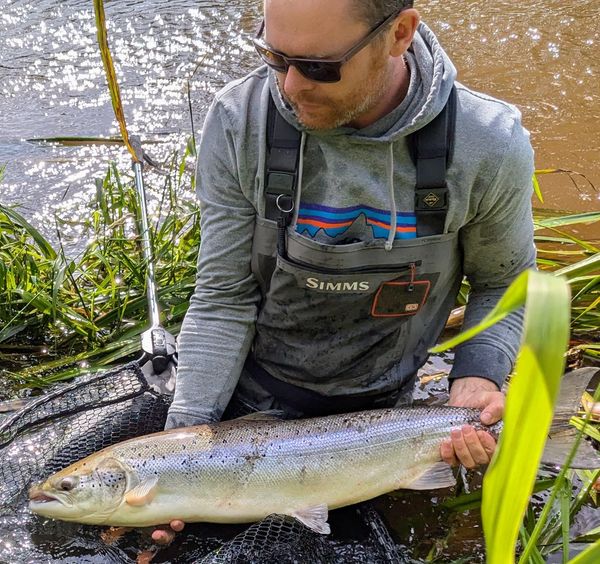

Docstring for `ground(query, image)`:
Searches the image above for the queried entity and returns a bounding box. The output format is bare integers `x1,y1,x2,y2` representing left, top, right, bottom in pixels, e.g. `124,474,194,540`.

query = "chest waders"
245,88,460,417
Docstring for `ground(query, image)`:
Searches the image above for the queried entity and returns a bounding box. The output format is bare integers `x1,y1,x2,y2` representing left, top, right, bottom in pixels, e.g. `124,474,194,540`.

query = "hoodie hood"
268,22,457,144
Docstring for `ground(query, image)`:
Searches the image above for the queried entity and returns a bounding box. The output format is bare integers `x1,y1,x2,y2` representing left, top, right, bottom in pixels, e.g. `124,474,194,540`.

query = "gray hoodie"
166,23,535,428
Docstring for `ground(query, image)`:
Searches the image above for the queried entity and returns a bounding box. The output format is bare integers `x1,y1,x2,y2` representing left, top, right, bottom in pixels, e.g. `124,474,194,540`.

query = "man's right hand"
151,520,185,544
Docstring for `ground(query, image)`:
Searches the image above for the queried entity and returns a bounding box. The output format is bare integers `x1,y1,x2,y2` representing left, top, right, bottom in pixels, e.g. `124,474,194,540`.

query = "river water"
0,0,599,238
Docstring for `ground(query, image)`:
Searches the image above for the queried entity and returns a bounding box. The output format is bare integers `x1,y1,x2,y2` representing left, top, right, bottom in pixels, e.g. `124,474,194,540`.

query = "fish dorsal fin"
291,504,331,535
407,462,457,490
234,410,286,422
125,476,159,507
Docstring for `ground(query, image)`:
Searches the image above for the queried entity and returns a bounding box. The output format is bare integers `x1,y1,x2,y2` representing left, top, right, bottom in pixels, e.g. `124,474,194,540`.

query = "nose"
281,64,314,98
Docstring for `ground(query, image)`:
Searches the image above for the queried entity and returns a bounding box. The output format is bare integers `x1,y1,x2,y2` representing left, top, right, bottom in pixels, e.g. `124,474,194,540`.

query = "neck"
349,56,410,129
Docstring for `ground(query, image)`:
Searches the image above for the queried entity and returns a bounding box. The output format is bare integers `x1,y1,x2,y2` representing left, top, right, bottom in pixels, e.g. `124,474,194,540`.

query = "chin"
29,499,79,521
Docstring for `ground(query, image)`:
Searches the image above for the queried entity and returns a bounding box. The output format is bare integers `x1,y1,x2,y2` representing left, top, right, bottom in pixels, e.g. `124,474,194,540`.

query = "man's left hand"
440,376,504,469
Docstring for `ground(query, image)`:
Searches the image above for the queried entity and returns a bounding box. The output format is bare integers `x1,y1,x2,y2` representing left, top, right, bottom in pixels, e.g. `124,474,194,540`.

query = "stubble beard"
279,56,392,131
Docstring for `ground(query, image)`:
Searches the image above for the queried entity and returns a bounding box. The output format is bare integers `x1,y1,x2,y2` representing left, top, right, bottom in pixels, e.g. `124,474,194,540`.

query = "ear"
389,8,421,57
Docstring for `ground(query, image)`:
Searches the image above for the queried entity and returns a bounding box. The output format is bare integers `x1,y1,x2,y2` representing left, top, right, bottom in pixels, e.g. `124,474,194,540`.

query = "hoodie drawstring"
385,143,397,252
292,132,307,226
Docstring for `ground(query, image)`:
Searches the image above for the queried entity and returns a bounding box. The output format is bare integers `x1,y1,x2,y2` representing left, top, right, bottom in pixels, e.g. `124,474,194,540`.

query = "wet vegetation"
0,147,198,389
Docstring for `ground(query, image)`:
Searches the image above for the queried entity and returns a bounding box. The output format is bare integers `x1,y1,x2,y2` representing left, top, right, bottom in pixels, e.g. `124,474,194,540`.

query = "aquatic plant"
434,270,600,563
0,146,198,387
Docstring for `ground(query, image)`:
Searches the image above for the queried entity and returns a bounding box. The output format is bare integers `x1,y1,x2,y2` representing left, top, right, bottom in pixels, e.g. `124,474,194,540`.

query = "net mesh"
0,362,171,508
0,362,404,563
198,514,336,563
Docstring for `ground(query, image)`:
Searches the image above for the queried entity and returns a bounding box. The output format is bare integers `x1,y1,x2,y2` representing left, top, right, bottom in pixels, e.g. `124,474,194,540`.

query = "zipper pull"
408,262,416,292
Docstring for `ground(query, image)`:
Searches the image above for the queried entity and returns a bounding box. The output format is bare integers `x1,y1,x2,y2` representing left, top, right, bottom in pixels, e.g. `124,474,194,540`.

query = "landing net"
0,363,404,563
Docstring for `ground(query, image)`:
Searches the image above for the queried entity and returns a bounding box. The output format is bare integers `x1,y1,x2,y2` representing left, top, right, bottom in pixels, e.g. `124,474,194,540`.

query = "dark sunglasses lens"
254,44,288,72
296,61,341,83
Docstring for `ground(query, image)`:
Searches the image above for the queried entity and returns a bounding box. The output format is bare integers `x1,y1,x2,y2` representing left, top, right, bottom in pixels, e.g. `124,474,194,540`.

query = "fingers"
480,393,505,425
440,438,458,466
150,520,185,546
151,528,176,545
440,426,497,469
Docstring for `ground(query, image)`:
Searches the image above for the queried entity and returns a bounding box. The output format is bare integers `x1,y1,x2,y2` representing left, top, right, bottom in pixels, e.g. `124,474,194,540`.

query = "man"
153,0,535,543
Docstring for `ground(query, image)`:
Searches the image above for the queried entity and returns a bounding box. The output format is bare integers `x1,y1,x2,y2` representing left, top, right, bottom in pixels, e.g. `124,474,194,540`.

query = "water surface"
0,0,598,238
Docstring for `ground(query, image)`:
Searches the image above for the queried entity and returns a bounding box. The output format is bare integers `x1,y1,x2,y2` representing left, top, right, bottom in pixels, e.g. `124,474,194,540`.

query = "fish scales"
29,406,488,528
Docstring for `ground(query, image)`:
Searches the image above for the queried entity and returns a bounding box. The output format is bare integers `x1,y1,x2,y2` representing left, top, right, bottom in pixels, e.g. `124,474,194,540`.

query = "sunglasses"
253,8,404,83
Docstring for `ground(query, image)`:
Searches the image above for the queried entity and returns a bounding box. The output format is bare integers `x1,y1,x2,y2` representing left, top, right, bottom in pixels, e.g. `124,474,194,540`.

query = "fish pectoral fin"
290,503,331,535
406,462,457,490
234,410,286,421
124,476,159,507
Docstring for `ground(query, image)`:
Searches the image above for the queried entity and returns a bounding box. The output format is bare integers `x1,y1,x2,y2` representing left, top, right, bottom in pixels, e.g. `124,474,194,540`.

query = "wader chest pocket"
371,280,431,318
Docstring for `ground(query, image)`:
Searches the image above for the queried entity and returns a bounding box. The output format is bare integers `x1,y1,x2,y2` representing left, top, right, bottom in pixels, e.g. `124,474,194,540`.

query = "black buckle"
266,171,295,195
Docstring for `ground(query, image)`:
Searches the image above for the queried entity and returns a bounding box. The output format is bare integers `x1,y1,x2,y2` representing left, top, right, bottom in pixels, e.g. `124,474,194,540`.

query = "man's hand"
151,520,185,545
440,376,505,469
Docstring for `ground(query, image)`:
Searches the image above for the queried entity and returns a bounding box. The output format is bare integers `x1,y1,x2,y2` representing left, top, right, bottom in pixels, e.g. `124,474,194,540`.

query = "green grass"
0,145,198,387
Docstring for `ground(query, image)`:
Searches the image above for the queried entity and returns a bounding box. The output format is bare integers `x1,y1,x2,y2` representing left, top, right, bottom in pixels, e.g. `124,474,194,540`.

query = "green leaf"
555,253,600,280
534,212,600,230
567,541,600,564
439,270,570,564
0,204,57,259
431,270,530,353
533,173,544,203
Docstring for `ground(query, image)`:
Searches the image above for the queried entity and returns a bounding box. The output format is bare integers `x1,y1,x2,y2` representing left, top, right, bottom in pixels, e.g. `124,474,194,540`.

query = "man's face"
264,0,394,130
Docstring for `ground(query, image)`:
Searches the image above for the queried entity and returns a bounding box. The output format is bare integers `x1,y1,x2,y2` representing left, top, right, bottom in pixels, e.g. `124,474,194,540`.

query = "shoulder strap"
410,86,457,237
263,86,457,238
264,96,302,223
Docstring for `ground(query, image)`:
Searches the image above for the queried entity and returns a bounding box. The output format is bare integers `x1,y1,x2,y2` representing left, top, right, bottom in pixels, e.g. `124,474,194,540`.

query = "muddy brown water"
0,0,599,562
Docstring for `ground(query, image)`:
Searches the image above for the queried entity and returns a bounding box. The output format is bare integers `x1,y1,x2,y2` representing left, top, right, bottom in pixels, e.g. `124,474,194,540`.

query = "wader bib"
243,89,461,416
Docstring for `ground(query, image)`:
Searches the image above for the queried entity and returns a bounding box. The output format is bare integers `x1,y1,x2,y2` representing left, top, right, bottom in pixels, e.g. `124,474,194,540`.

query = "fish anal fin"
125,476,159,507
290,503,330,535
406,462,457,491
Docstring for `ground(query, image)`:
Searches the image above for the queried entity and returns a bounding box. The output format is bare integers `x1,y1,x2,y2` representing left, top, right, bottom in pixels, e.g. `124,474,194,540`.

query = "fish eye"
58,476,78,492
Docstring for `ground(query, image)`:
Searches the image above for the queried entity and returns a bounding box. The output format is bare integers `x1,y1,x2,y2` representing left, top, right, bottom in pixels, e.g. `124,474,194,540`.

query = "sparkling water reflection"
0,0,598,238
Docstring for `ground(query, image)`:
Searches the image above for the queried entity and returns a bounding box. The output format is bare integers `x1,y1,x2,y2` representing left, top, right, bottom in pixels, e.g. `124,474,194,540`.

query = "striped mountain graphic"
295,203,417,241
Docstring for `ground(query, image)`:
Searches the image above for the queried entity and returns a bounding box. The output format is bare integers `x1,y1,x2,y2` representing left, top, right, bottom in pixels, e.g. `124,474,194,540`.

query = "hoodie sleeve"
449,114,536,389
165,99,262,429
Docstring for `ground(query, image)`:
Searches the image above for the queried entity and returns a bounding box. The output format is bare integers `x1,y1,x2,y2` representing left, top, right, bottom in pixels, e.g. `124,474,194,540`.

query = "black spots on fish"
299,465,308,483
244,453,262,465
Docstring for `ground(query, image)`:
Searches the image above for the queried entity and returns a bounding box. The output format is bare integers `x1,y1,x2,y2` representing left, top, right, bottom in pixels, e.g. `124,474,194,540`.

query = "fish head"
29,456,132,524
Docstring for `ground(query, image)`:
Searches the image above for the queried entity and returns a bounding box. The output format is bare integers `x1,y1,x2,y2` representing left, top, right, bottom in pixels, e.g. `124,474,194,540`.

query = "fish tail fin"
541,367,600,469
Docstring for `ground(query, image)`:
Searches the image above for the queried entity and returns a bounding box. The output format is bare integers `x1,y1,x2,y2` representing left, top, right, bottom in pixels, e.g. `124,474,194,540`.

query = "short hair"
350,1,414,28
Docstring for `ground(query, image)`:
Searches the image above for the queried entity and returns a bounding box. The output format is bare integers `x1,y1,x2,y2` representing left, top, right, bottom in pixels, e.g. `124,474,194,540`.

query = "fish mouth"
29,492,59,504
28,485,65,507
